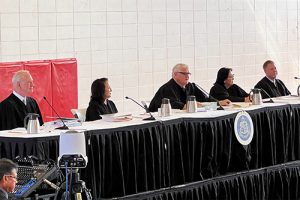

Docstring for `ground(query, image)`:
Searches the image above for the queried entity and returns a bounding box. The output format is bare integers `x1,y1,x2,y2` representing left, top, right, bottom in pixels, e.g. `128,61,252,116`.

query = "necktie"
23,98,26,105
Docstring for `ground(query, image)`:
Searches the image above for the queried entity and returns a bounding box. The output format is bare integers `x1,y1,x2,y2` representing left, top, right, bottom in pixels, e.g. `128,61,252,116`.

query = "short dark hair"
90,78,108,103
215,67,232,86
263,60,274,69
0,158,18,181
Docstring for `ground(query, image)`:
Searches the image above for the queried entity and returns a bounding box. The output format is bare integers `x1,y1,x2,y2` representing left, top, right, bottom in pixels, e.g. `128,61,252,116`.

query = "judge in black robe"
210,67,250,102
254,60,290,98
255,77,290,98
0,70,43,131
86,78,118,121
0,94,43,131
148,63,231,112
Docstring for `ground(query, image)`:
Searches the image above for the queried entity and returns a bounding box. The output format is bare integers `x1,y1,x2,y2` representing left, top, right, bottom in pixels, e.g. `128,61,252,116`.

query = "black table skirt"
0,136,59,161
114,161,300,200
1,104,299,199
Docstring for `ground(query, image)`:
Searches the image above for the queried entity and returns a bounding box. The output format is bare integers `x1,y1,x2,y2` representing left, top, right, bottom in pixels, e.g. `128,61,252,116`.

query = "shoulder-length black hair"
90,78,108,103
215,67,232,86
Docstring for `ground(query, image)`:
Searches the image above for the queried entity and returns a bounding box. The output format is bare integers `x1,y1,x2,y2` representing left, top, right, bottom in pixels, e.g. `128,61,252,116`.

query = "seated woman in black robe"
86,78,118,121
209,67,251,102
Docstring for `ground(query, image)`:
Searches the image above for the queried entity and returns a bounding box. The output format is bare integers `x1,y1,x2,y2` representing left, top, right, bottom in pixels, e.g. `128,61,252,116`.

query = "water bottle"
186,96,197,113
161,98,172,117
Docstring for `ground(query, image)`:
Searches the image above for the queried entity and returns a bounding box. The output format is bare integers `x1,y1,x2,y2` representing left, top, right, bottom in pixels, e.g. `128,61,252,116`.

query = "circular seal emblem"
234,111,254,145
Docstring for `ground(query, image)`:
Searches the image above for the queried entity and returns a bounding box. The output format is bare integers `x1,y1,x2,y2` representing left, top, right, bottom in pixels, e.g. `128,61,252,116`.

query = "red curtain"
51,58,78,118
0,62,23,102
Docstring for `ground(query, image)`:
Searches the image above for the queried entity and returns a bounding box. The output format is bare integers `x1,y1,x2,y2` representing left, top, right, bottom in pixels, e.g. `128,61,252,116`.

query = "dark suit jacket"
0,188,8,200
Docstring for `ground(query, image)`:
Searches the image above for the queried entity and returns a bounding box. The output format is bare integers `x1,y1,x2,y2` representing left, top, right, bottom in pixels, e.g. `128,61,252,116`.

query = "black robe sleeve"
0,94,43,131
255,77,291,98
210,83,249,102
149,79,186,112
26,97,44,126
148,86,185,112
209,84,229,101
276,79,291,96
227,84,249,102
86,99,118,121
149,79,215,112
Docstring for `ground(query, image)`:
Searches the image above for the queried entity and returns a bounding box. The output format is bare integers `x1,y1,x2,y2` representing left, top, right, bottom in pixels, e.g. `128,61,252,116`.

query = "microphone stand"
125,96,156,120
194,83,224,110
294,77,300,96
43,96,69,129
256,88,274,103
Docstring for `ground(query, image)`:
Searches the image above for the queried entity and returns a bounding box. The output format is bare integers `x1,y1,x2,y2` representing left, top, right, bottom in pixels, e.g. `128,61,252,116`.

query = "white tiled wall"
0,0,300,112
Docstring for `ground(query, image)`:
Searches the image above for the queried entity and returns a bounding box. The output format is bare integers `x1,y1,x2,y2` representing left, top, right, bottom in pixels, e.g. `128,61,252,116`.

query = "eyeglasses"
176,72,192,76
4,175,17,181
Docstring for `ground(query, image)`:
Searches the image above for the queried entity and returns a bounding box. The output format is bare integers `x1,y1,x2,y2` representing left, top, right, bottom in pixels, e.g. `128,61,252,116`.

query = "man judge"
0,70,43,131
148,63,231,112
255,60,291,98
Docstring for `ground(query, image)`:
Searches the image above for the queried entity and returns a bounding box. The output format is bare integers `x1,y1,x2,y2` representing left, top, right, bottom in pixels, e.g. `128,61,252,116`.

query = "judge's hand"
219,99,231,106
244,96,251,102
196,102,203,107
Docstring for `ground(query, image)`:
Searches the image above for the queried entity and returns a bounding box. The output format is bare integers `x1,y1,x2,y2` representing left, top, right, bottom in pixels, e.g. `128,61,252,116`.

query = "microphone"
43,179,60,191
256,88,274,103
194,83,224,110
43,96,69,129
125,96,155,120
295,77,300,96
141,101,150,113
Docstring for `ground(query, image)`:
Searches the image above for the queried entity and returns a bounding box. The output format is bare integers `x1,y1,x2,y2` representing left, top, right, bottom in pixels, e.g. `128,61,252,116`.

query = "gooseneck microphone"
295,77,300,96
258,88,274,103
194,83,224,110
43,96,69,129
141,101,150,113
125,96,155,120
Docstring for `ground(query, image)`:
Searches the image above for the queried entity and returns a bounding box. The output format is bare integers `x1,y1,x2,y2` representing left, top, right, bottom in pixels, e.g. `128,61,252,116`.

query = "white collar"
13,91,26,104
266,76,276,85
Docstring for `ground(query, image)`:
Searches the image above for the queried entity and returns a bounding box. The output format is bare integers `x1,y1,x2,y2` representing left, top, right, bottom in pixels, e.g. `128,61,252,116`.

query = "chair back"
71,108,87,122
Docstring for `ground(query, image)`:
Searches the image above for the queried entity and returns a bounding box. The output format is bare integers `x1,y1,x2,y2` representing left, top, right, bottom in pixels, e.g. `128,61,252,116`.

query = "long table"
1,100,300,199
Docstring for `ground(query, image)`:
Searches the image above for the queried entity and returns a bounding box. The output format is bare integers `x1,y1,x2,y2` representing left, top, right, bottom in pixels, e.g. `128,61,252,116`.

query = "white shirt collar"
266,76,276,85
13,91,26,104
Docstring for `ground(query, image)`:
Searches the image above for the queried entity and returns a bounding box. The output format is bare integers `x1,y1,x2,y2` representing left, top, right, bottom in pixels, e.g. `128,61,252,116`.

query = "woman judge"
86,78,118,121
209,67,251,102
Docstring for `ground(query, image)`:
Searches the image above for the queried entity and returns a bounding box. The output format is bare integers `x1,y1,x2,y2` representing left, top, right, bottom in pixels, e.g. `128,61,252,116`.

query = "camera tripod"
55,169,92,200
